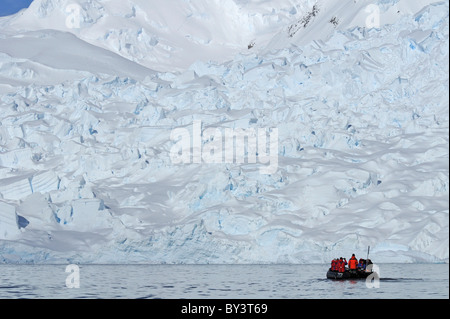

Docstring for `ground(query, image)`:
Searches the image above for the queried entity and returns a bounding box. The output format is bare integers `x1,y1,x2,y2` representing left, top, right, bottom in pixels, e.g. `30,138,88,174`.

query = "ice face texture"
0,0,448,264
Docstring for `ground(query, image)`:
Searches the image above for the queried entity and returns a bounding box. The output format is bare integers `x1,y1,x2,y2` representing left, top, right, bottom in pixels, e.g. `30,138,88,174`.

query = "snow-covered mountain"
2,0,317,72
0,0,448,264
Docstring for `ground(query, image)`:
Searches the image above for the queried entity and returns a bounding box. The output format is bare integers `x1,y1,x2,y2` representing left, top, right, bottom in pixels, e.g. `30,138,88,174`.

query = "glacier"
0,0,448,264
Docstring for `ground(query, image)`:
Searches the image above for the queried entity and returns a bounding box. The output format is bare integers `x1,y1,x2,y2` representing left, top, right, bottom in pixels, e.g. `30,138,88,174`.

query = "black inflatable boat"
326,269,373,280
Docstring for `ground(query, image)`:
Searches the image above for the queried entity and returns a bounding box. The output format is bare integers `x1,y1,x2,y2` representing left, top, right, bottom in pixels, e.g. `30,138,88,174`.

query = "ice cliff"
0,0,448,264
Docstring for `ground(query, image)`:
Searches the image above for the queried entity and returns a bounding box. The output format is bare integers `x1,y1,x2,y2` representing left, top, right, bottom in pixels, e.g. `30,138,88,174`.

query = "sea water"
0,264,448,299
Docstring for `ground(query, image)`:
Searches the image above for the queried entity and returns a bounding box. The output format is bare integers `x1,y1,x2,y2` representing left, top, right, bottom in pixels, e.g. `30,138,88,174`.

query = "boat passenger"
338,257,347,273
334,258,339,271
348,254,358,270
331,258,338,271
358,259,366,270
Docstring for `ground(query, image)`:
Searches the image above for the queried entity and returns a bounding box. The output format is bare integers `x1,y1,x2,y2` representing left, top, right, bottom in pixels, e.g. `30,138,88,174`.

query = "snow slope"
3,0,316,72
0,0,448,264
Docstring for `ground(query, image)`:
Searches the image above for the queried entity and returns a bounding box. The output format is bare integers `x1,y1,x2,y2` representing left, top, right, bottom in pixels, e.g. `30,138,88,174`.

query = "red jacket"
331,260,338,271
348,257,358,270
338,259,347,272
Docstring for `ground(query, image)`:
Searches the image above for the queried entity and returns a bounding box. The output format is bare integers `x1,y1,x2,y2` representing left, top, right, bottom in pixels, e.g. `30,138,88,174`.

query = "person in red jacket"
338,257,347,273
348,254,358,270
331,258,338,271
